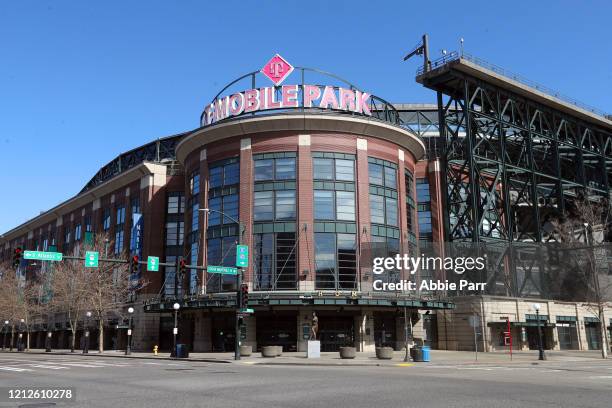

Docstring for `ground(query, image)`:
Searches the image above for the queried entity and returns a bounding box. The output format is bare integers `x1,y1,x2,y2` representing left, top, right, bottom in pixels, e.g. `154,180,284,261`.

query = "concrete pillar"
356,139,372,291
297,310,310,352
297,135,315,291
239,138,254,284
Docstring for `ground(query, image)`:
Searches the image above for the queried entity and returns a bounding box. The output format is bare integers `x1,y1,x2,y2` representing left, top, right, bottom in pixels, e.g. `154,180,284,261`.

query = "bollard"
153,345,158,356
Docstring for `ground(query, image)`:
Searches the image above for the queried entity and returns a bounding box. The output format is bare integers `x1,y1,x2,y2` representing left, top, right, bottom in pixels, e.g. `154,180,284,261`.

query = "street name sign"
85,251,99,268
207,265,238,275
147,256,159,272
23,251,63,262
236,245,249,268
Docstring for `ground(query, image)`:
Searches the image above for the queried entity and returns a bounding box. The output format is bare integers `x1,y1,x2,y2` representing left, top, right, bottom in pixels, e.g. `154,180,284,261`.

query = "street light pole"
2,320,8,351
18,318,24,352
172,303,180,357
199,208,243,361
533,303,546,361
126,307,134,355
83,311,91,354
403,306,410,362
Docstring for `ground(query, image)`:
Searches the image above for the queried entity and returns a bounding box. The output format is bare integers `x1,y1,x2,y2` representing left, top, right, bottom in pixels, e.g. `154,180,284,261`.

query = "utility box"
307,340,320,358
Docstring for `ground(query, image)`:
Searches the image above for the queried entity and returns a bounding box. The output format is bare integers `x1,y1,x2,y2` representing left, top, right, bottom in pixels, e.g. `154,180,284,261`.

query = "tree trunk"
10,326,14,350
599,307,609,359
70,329,76,352
98,320,104,353
26,331,30,351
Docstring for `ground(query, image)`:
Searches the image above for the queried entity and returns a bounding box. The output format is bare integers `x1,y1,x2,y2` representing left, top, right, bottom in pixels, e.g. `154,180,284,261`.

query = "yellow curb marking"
395,363,414,367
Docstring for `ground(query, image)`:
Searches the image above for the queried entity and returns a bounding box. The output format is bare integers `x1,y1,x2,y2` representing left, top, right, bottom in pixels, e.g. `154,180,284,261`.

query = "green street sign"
23,250,63,262
236,245,249,268
85,251,99,268
239,308,254,314
147,256,160,272
207,265,238,275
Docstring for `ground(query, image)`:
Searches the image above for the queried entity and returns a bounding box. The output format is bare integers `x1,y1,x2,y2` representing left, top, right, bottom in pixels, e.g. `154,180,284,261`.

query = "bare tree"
82,234,147,353
51,254,91,352
551,191,611,359
0,261,20,349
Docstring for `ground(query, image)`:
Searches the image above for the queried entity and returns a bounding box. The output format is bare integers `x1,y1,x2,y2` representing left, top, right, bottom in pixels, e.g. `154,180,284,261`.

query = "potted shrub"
261,346,277,357
339,346,356,359
376,346,394,360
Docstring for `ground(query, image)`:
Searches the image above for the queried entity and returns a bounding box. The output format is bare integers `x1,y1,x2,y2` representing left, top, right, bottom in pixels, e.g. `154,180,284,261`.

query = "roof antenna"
403,34,430,73
460,37,464,56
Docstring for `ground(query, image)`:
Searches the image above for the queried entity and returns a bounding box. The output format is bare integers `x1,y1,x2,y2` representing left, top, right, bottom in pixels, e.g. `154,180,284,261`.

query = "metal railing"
417,51,610,119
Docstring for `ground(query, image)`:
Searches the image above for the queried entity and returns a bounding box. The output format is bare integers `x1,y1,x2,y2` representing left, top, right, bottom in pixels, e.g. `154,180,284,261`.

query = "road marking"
0,366,33,372
29,364,69,370
589,375,612,379
395,363,414,367
56,363,107,368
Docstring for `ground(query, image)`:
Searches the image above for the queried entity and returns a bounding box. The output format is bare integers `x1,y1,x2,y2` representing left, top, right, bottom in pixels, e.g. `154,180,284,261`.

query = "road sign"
23,250,63,262
236,245,249,268
207,265,238,275
147,256,159,272
85,251,99,268
239,308,254,314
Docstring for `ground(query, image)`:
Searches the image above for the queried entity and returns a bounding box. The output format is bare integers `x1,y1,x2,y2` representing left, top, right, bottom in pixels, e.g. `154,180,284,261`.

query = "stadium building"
2,51,611,354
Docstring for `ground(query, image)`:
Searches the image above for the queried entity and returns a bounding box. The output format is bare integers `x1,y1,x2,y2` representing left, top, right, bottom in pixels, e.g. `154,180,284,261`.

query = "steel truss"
422,70,612,299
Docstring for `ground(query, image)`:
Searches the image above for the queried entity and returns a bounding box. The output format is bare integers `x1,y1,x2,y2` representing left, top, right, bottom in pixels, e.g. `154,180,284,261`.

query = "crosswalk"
0,358,189,374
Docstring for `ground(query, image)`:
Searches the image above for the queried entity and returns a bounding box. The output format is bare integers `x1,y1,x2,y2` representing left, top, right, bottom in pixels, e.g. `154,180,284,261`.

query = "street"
0,353,611,407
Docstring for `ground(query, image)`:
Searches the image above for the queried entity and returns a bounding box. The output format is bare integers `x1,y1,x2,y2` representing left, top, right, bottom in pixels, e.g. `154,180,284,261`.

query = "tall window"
131,197,140,215
164,192,185,297
114,205,125,255
252,152,297,291
313,153,356,222
253,232,297,290
369,158,398,227
417,178,432,242
74,224,82,242
207,158,240,293
102,208,111,231
405,170,416,240
314,233,357,290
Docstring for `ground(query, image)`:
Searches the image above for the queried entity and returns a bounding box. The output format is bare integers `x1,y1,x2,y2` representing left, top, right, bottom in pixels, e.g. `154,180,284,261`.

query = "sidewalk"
3,348,609,367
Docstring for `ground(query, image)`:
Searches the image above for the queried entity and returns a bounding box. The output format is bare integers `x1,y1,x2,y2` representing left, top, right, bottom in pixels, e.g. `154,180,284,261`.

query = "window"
84,216,92,232
254,154,296,181
114,230,124,254
254,190,295,221
370,195,385,224
207,236,238,292
131,197,140,215
191,203,199,232
253,232,297,290
102,209,111,231
165,222,184,246
190,172,200,195
116,206,125,225
190,242,199,295
75,224,82,241
314,233,357,290
368,158,397,188
314,190,355,221
417,178,432,241
167,193,185,214
209,161,240,188
312,154,355,182
405,170,415,234
64,229,71,245
370,235,400,284
163,256,182,297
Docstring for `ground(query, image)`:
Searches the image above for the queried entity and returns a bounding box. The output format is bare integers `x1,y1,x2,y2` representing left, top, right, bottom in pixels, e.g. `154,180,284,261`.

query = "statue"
310,312,319,340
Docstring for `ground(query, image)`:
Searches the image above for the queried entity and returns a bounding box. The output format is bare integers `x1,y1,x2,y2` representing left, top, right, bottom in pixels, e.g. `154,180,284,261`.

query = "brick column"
297,135,315,291
356,138,371,291
199,149,209,294
239,138,254,286
397,149,408,282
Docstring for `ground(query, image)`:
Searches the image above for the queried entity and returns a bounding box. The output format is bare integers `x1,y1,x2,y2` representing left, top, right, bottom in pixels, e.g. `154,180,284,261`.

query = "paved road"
0,353,611,408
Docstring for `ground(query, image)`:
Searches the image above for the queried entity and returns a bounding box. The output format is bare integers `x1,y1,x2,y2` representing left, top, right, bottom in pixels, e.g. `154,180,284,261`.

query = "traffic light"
240,284,249,309
130,255,139,275
12,247,23,269
178,259,187,277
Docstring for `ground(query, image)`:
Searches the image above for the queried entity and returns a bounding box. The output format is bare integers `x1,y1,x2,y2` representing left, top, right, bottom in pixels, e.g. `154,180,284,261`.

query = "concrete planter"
239,345,252,356
275,346,283,356
339,346,356,359
376,347,394,360
261,346,277,358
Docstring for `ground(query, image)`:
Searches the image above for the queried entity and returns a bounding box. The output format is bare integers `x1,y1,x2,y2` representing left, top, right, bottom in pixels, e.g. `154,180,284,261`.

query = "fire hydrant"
153,345,158,356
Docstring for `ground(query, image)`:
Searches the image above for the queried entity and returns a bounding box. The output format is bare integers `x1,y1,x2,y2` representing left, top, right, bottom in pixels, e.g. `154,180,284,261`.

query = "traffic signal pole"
235,269,242,361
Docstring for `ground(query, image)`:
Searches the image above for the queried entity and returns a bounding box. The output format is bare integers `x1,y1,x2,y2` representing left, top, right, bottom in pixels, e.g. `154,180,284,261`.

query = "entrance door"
374,314,396,348
423,314,438,348
319,316,355,352
557,324,578,350
585,323,602,350
526,326,550,350
211,314,236,352
256,313,297,352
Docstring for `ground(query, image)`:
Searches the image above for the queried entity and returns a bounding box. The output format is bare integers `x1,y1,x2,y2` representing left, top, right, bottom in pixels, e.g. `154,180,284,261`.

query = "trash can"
421,345,430,362
175,344,189,358
412,346,423,362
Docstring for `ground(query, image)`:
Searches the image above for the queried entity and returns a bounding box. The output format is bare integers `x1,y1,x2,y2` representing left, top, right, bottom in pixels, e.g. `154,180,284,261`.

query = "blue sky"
1,1,611,233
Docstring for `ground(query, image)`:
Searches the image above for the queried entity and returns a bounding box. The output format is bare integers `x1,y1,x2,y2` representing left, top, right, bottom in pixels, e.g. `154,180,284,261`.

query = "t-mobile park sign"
202,54,372,127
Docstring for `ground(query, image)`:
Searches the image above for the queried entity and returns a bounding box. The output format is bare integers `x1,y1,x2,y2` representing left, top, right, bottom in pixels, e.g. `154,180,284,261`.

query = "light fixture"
128,307,134,314
173,303,180,311
86,311,92,318
533,303,541,311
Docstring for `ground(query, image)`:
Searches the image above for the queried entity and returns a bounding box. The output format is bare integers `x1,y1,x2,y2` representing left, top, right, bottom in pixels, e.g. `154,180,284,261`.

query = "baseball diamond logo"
261,54,294,85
